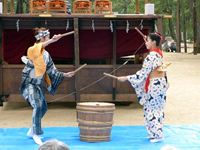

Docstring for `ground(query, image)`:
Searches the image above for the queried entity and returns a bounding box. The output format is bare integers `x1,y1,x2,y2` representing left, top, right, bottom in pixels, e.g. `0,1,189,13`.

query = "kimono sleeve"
127,53,155,88
46,55,64,95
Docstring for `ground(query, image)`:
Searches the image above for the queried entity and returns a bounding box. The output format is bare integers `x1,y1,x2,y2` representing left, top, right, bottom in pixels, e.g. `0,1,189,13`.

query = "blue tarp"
0,125,200,150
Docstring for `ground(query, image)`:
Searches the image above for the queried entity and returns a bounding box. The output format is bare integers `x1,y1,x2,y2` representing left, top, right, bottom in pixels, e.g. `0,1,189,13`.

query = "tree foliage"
113,0,199,42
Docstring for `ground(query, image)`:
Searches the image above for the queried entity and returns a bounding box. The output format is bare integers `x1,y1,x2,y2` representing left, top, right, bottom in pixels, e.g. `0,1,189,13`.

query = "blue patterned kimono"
20,50,64,135
127,51,168,139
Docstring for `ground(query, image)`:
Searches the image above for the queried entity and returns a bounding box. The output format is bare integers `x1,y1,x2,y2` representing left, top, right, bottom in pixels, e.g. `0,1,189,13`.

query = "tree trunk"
183,7,187,53
196,1,200,53
10,0,15,14
135,0,140,14
192,0,197,54
168,19,176,41
165,0,176,41
176,0,181,52
25,0,29,13
16,0,23,14
2,0,8,14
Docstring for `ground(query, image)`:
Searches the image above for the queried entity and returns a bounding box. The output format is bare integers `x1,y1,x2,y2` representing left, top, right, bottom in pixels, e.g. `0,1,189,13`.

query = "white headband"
35,30,50,40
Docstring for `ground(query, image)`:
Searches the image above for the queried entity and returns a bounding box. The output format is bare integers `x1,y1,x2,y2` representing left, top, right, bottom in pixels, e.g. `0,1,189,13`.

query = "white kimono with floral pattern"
127,51,168,139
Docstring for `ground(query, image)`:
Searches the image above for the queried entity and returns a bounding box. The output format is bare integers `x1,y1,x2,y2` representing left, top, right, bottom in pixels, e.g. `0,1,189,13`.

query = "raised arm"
42,34,63,48
42,31,75,48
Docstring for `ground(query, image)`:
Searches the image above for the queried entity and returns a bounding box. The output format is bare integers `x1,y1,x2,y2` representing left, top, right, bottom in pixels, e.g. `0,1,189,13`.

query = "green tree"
112,0,134,14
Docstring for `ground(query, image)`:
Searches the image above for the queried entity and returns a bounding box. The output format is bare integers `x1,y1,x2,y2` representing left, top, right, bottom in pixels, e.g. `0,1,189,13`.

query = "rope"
47,42,145,103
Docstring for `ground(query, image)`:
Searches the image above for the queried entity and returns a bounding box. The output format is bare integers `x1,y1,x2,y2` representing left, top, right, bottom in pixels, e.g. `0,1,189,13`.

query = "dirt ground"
1,52,200,128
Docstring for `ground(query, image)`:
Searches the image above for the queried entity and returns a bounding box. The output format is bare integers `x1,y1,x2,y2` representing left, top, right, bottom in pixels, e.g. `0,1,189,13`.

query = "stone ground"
0,52,200,128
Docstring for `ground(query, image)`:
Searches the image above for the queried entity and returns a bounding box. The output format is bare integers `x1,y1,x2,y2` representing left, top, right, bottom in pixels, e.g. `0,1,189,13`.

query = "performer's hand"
143,35,147,43
117,76,128,82
21,56,29,64
64,71,75,78
43,34,62,48
51,34,62,42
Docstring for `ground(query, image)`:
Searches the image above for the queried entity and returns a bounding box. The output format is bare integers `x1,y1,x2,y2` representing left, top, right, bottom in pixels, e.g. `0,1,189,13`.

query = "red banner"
3,29,148,64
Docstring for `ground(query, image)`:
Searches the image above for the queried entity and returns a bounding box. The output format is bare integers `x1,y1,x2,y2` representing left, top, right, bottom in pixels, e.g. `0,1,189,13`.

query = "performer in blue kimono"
117,32,169,143
20,27,75,145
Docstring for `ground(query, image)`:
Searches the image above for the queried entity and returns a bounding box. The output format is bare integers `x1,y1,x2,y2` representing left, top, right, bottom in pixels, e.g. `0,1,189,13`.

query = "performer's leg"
31,94,44,135
144,107,164,140
27,85,45,145
143,104,155,139
27,97,47,138
149,109,164,143
145,80,167,142
40,92,48,119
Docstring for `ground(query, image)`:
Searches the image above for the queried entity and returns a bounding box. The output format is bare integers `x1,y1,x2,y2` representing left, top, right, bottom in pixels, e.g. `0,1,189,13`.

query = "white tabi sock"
150,137,164,143
32,134,43,145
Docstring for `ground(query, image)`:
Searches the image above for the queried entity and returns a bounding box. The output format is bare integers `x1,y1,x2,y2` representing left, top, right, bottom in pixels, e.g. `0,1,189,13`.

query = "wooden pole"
0,17,3,105
176,0,181,52
112,21,117,100
193,0,197,55
60,31,75,38
135,27,147,42
74,18,80,101
135,27,145,38
73,64,87,74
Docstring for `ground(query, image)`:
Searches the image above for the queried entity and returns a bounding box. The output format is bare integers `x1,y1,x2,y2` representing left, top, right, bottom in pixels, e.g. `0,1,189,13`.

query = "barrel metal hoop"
77,119,113,125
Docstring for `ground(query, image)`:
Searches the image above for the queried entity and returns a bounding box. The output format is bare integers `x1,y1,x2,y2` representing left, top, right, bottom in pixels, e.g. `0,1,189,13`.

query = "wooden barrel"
76,102,115,142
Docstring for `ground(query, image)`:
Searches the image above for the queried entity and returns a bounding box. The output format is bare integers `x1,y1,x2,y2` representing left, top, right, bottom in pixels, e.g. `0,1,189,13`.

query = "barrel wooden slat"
76,102,115,142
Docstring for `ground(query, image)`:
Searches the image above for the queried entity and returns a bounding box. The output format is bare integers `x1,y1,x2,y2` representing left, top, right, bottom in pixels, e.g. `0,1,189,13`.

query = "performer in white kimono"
20,27,75,145
117,32,169,143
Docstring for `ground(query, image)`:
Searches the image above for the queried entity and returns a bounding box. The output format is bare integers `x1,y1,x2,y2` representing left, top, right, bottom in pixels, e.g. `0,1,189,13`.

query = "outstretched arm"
103,73,128,82
117,76,128,82
42,34,63,48
42,31,75,48
63,71,75,78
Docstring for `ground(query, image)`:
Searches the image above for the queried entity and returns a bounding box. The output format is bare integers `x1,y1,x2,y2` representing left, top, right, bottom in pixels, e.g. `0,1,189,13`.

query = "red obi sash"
144,48,163,93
